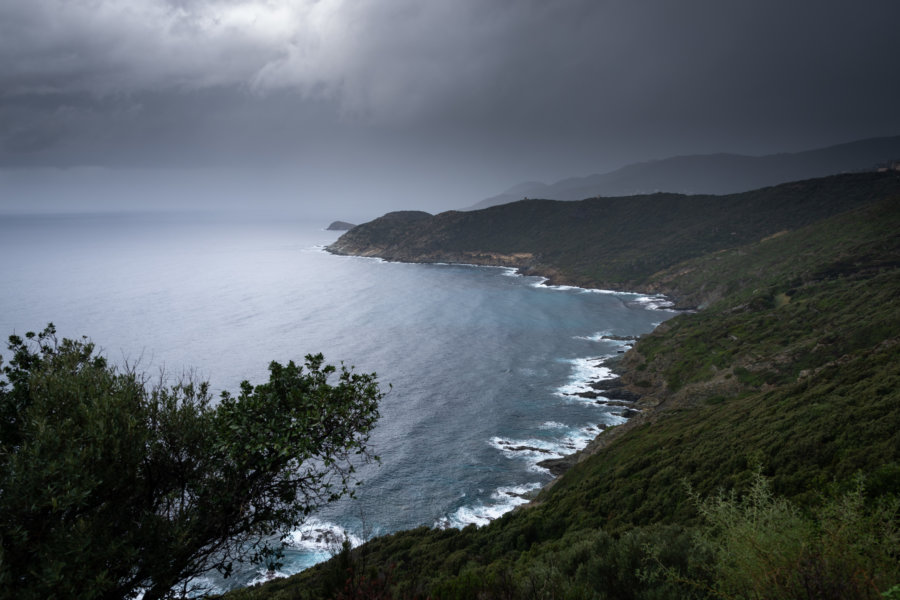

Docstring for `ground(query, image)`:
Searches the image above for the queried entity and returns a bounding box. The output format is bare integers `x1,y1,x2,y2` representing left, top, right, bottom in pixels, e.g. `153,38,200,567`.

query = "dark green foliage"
331,171,900,294
0,326,382,600
231,178,900,599
651,472,900,600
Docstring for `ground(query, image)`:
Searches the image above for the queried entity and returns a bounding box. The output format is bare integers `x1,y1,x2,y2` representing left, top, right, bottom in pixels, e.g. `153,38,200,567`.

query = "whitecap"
328,253,388,264
526,279,636,296
246,567,292,587
573,329,612,342
167,521,360,597
630,294,676,311
572,330,636,346
286,518,363,553
489,426,604,472
605,413,629,426
565,423,604,450
555,357,615,397
490,436,566,462
439,482,543,529
530,281,583,293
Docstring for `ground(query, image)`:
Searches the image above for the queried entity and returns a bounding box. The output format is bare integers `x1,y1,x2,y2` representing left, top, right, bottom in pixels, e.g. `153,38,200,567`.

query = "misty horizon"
2,1,900,219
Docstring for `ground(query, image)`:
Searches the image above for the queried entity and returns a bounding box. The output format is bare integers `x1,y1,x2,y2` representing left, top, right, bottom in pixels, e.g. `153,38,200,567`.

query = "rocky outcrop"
326,221,357,231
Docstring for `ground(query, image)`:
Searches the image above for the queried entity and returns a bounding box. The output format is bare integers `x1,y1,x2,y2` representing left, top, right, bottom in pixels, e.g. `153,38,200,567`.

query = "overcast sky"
2,0,900,219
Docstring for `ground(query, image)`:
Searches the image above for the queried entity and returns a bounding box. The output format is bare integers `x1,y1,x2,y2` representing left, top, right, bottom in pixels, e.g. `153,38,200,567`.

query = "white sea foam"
226,519,364,585
286,518,363,552
573,330,635,347
246,567,293,588
490,436,566,462
605,413,629,426
567,423,605,449
573,329,612,342
329,252,388,264
490,422,604,472
147,519,363,596
529,280,582,293
439,482,543,528
526,277,646,297
527,278,623,295
555,357,615,397
630,294,676,311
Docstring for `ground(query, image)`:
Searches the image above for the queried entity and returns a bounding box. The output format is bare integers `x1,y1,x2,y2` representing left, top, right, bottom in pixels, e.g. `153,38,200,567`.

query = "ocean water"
0,212,674,592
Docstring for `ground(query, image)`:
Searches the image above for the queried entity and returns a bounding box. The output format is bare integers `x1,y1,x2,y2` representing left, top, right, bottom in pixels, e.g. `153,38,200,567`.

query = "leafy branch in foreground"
0,324,383,600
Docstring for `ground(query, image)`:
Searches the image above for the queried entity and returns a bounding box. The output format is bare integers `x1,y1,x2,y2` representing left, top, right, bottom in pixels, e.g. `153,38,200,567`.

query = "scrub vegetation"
232,172,900,598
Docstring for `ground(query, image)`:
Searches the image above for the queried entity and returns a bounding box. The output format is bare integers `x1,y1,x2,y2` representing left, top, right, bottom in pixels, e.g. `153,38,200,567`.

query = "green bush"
654,472,900,600
0,325,382,600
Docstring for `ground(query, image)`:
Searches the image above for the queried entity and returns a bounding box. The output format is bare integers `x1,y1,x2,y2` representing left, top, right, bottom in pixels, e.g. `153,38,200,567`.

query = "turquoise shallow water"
0,212,674,592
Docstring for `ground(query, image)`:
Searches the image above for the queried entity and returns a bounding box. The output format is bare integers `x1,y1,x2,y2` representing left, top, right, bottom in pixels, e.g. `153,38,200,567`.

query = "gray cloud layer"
2,0,900,214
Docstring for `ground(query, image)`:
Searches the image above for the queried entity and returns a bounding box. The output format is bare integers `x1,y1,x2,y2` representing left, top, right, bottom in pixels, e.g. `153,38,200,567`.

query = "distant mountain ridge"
468,134,900,209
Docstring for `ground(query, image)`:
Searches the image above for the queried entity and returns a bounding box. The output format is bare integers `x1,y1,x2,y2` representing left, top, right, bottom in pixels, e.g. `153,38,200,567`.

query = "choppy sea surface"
0,212,675,592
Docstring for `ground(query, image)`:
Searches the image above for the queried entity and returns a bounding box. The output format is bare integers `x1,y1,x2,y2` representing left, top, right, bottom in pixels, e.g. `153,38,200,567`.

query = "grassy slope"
228,184,900,599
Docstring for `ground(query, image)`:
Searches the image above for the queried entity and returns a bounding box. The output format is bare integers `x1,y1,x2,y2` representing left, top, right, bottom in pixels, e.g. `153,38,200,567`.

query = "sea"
0,211,675,593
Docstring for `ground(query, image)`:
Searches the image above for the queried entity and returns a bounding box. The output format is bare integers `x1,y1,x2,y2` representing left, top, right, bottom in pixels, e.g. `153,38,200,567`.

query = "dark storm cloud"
2,0,900,213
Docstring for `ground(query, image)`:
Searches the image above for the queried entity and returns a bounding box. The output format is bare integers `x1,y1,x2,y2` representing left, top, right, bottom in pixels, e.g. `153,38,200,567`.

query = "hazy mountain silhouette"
468,135,900,210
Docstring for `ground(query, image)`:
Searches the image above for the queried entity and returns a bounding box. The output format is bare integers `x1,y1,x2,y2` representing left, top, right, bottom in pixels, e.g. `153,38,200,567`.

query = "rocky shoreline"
325,237,678,502
536,357,646,478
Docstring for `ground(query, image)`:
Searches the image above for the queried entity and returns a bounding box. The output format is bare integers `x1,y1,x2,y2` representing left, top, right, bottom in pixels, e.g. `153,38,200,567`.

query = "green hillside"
229,175,900,599
330,171,900,300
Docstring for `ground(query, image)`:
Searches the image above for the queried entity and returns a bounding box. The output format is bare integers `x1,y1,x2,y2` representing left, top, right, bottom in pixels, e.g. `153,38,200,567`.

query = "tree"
0,325,383,600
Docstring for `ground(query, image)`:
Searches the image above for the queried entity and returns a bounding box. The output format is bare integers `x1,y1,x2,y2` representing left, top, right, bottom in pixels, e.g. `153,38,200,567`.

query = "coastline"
324,243,680,507
325,243,685,308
